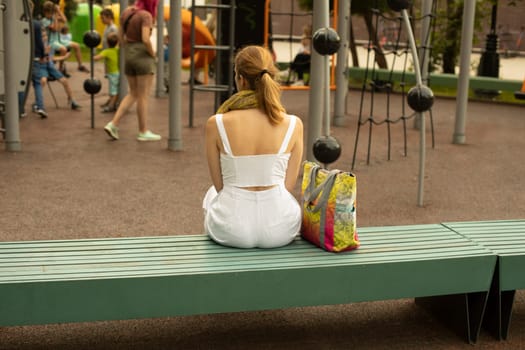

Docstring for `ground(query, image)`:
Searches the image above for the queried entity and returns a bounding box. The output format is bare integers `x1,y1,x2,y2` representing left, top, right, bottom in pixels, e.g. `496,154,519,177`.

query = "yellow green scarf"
216,90,258,113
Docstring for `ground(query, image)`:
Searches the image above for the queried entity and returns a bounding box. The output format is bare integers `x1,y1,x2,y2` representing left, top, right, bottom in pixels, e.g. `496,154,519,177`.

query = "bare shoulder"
293,115,304,127
288,114,304,130
206,114,218,132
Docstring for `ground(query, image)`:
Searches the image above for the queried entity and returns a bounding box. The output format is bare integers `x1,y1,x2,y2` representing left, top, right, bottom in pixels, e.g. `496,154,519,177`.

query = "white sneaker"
36,108,48,118
137,130,161,141
104,122,119,140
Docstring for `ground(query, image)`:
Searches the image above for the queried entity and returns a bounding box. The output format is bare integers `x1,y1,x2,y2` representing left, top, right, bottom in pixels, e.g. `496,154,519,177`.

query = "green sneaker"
137,130,161,141
104,122,119,140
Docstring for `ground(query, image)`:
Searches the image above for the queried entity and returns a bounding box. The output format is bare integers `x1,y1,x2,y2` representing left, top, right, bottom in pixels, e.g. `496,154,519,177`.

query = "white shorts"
203,184,301,249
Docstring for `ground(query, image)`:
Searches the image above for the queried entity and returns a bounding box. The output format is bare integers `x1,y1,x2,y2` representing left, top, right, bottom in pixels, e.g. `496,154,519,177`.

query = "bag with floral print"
301,161,359,252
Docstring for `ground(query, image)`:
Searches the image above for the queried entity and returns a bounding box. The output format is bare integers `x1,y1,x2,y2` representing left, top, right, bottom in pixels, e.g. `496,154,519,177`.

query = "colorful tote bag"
301,161,359,252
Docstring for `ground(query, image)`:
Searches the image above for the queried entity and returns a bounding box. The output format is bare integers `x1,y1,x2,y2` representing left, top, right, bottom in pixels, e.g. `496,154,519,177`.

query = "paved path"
1,62,524,349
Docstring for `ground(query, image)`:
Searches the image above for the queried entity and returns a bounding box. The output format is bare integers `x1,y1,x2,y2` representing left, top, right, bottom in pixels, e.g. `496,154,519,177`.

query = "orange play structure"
164,6,216,70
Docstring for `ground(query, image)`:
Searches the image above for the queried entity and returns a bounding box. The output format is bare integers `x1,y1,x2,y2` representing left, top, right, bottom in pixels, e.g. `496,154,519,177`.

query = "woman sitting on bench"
203,45,304,249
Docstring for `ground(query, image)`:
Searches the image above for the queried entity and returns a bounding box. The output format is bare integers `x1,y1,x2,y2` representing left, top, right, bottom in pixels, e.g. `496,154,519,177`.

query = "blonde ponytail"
234,46,286,125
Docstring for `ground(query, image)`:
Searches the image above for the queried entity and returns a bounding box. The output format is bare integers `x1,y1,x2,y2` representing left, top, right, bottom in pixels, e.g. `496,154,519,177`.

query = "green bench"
443,219,525,340
347,67,523,94
0,224,496,343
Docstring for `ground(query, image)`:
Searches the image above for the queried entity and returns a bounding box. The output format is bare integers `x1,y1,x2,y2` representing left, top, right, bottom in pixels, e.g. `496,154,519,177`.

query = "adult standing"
203,46,304,249
100,8,118,49
16,0,47,118
104,0,161,141
29,0,48,118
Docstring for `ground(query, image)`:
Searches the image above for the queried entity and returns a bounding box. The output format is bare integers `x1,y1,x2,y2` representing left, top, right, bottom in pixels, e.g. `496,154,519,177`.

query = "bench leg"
415,291,489,344
483,264,516,340
483,268,516,340
500,290,515,340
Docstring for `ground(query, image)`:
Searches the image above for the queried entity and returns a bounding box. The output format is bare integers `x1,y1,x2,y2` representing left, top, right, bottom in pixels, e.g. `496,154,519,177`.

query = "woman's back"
220,109,296,156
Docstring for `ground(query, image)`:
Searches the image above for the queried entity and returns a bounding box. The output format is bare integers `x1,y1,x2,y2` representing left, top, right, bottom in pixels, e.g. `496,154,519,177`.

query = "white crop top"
216,114,297,187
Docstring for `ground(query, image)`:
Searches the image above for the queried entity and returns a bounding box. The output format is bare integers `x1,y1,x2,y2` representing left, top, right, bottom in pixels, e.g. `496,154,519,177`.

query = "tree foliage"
430,0,491,73
430,0,521,74
62,0,78,21
296,0,522,73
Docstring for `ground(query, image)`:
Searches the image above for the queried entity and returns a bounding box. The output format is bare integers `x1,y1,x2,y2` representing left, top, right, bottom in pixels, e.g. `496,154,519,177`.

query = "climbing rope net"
351,1,437,170
264,0,337,89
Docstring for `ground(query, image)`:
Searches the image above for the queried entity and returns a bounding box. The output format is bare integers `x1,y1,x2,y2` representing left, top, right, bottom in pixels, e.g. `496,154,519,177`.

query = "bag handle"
304,164,340,213
123,9,138,38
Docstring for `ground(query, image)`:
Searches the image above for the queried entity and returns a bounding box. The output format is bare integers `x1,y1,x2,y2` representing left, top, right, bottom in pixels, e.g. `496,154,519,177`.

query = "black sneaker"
70,100,81,110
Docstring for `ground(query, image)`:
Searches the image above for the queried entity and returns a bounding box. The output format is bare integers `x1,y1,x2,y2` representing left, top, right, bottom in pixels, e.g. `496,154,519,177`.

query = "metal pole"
413,0,432,131
118,0,128,100
89,0,95,129
420,0,432,86
189,1,196,127
307,0,329,161
401,9,425,207
334,0,350,127
228,1,235,97
167,0,183,150
324,55,330,136
453,0,476,144
3,0,22,151
155,1,165,97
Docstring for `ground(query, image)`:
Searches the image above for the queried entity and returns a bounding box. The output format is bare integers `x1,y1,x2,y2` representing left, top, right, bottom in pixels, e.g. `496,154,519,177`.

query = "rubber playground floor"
1,62,525,349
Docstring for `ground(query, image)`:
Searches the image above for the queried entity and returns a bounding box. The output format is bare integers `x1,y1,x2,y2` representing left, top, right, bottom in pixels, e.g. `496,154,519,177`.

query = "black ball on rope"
313,135,342,165
387,0,412,12
83,30,101,48
407,85,434,112
312,27,341,56
83,78,102,95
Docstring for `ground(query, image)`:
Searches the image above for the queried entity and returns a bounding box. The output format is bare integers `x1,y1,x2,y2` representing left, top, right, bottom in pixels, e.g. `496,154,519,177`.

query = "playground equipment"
311,26,342,167
347,0,436,206
82,1,102,129
162,7,216,70
0,0,32,150
187,0,235,127
351,0,437,167
264,0,338,90
183,8,216,70
70,3,105,48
